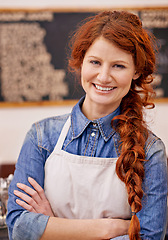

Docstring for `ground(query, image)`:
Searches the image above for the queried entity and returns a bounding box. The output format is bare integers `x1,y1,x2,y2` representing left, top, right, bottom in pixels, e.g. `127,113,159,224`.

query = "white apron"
44,117,131,219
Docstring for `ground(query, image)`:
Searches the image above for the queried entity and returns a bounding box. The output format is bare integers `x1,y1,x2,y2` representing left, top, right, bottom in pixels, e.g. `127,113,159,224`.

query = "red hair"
69,11,156,239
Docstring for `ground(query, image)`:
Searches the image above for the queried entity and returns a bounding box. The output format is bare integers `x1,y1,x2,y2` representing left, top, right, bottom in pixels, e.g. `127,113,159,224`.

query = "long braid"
112,88,153,239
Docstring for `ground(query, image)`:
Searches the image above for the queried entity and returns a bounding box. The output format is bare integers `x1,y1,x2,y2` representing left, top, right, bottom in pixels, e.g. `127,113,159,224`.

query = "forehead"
85,36,133,63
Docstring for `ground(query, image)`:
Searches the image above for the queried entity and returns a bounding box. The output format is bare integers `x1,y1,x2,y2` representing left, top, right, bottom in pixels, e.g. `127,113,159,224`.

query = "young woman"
7,11,167,240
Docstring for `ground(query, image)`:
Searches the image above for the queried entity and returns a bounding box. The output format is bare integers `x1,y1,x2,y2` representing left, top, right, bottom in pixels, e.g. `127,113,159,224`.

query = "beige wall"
0,0,167,8
0,102,168,164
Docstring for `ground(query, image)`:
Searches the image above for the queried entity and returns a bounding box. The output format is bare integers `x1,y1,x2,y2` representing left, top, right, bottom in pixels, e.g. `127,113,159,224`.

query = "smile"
94,84,115,91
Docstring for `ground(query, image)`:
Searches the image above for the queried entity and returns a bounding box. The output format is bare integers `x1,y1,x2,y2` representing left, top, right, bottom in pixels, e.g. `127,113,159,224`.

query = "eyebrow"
88,56,129,65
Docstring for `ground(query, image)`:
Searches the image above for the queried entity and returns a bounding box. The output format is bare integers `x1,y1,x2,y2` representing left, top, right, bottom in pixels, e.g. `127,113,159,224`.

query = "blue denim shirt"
7,97,167,240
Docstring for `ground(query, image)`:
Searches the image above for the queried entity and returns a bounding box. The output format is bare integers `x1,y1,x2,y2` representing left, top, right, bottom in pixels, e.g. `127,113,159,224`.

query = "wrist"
114,219,130,236
101,218,130,239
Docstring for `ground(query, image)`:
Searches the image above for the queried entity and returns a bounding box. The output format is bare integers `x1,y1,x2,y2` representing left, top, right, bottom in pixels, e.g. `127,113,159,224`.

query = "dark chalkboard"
0,9,167,103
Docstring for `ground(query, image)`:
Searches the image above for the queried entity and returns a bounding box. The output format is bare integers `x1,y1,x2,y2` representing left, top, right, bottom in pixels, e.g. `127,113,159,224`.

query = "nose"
97,65,112,83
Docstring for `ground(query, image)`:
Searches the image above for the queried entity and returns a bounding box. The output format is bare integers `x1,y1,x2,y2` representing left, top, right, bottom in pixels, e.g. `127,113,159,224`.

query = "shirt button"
93,123,97,127
91,132,95,137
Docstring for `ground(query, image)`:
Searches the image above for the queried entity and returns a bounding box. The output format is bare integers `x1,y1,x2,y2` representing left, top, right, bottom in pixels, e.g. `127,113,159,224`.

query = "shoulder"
145,130,166,158
33,113,70,133
27,113,70,153
144,130,167,170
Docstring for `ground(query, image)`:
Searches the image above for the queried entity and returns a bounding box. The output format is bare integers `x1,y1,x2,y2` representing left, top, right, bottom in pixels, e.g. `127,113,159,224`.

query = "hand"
14,177,54,217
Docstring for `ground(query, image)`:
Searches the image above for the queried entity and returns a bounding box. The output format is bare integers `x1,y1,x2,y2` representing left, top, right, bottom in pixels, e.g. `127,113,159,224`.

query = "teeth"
95,84,114,91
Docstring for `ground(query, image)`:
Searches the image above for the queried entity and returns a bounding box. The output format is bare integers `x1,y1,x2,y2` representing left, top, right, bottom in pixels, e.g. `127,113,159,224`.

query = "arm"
110,137,168,240
6,124,50,240
40,217,129,240
137,138,167,239
14,177,130,240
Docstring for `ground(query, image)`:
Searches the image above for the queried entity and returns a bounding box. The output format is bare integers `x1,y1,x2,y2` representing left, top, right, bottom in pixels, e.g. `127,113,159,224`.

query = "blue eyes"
90,61,125,69
114,64,125,69
90,60,100,65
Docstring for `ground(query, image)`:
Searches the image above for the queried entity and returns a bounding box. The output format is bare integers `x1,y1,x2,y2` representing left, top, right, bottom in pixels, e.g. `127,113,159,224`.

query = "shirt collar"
71,96,120,142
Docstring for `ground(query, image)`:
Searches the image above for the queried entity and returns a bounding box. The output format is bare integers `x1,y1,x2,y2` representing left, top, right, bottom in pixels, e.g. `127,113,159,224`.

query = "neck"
81,99,117,121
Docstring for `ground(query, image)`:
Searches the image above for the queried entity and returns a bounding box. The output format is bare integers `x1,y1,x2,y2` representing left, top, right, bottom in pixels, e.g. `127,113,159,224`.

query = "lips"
94,84,116,91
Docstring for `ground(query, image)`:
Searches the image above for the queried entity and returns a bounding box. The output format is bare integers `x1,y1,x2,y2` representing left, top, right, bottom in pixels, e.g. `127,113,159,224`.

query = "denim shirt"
7,97,167,240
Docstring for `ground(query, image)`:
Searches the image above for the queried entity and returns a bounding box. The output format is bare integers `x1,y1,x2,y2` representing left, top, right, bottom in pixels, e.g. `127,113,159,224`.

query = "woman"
7,11,167,240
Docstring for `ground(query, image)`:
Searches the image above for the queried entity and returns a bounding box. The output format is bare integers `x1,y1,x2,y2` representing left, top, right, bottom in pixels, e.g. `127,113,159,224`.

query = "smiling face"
81,36,139,120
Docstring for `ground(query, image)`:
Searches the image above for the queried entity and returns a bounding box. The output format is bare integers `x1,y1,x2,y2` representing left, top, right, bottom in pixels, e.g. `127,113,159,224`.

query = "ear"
133,71,140,80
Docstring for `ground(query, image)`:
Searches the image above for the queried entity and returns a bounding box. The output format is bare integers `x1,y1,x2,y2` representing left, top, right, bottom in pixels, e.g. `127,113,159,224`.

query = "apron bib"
44,117,131,219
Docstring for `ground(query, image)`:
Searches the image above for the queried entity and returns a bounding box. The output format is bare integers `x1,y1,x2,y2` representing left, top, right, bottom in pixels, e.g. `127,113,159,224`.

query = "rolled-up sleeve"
111,235,129,239
12,211,49,240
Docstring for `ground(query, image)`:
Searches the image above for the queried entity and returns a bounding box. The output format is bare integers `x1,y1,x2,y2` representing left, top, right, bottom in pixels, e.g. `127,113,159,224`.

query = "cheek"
119,69,135,84
123,77,133,87
122,80,132,93
81,66,93,83
115,73,133,88
81,67,89,90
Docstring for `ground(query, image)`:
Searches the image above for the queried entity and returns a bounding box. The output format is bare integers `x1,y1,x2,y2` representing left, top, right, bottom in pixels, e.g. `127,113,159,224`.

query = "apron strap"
53,116,71,151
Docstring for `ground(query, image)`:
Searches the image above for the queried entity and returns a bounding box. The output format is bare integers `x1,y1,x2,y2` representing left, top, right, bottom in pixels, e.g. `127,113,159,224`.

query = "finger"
15,198,36,213
28,177,47,201
14,189,49,215
16,183,41,203
14,190,37,209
